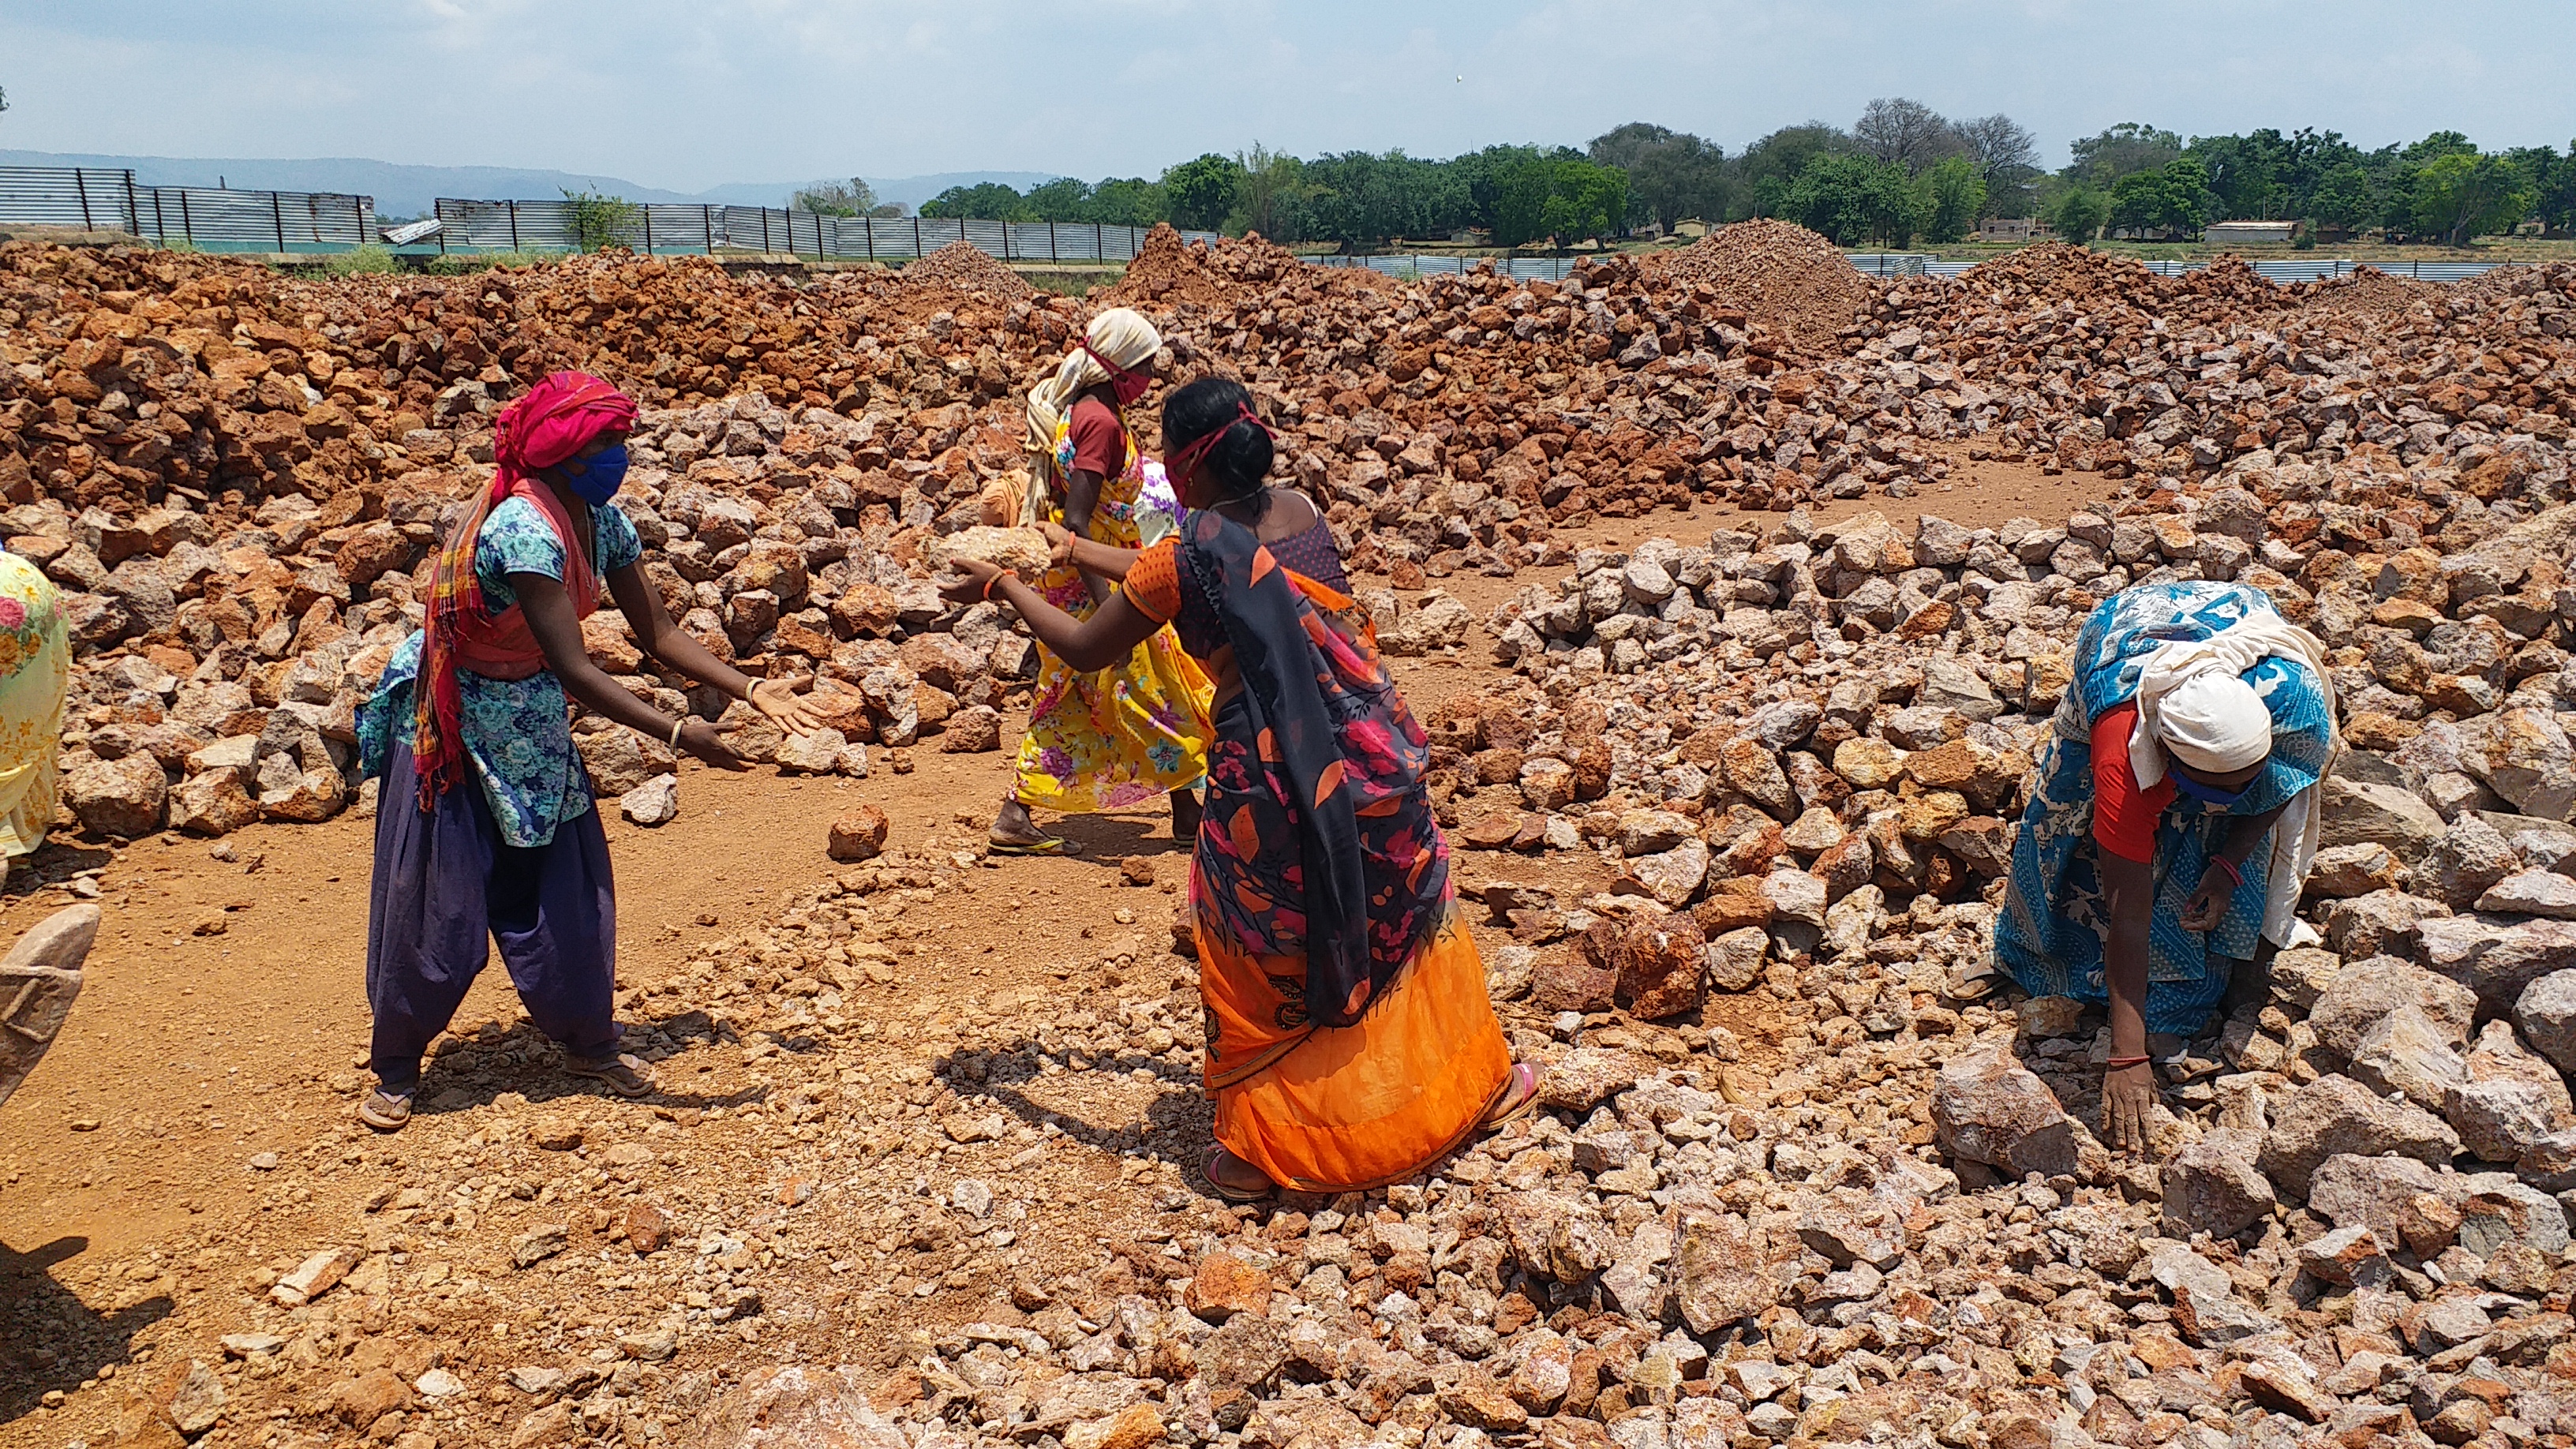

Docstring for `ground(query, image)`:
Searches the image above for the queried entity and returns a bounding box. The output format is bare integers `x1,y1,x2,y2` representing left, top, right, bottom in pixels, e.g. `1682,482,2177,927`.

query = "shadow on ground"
0,1233,172,1425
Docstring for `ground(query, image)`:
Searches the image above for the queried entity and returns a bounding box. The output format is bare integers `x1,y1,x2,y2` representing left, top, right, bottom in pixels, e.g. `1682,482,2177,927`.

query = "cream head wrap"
1024,308,1162,473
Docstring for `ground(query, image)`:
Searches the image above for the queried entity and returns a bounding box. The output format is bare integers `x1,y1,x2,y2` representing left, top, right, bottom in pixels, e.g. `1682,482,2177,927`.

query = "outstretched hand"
2102,1061,2159,1155
747,675,825,736
676,718,749,771
938,556,1005,606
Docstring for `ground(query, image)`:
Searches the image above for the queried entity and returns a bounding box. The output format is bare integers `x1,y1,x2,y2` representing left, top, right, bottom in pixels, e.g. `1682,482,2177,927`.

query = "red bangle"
2106,1055,2152,1069
2210,856,2242,889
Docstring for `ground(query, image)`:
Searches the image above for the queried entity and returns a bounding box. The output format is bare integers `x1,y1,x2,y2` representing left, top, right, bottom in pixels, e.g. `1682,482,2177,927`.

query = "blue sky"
3,0,2570,189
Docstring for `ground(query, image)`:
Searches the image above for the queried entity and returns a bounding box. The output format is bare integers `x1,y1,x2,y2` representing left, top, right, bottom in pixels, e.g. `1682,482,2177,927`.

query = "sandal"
565,1050,657,1099
1480,1061,1544,1130
987,835,1082,856
357,1088,414,1133
1203,1147,1275,1203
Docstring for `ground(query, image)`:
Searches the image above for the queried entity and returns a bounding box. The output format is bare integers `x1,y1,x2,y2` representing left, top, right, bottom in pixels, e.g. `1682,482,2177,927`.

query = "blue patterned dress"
1995,582,2335,1035
358,499,642,846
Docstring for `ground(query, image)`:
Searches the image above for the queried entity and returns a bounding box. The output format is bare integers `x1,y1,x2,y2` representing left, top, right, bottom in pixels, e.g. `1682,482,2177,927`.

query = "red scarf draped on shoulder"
410,371,635,807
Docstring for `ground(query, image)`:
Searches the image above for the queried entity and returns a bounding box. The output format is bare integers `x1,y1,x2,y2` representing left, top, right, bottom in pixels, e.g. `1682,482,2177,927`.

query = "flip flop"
357,1088,414,1133
565,1051,657,1099
1480,1061,1544,1131
1203,1147,1275,1203
987,835,1083,857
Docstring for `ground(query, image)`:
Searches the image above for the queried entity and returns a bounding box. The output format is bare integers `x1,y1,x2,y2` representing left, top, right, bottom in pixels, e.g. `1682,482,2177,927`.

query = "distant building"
1672,219,1712,239
1977,218,2044,243
2205,220,2295,246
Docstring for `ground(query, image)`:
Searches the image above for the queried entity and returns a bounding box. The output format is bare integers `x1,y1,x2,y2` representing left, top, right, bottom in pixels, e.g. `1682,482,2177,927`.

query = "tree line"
796,100,2576,253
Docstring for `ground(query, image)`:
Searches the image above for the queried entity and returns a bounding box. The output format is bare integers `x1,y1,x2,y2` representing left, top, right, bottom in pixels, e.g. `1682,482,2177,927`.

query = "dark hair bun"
1161,376,1274,500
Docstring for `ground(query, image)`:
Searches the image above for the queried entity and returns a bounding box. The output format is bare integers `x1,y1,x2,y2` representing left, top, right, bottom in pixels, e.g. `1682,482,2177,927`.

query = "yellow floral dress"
0,553,68,861
1010,418,1214,813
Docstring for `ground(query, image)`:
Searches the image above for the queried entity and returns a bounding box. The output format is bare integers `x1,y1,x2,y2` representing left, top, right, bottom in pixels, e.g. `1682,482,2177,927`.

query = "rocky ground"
4,226,2576,1448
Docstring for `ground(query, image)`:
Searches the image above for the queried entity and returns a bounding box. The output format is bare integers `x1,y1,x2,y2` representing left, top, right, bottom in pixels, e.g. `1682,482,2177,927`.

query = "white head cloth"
1024,308,1161,468
2125,608,2340,947
2148,672,2275,775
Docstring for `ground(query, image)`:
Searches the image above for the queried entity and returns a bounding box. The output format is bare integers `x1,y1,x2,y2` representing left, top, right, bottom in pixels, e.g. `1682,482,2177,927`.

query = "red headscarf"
411,372,637,805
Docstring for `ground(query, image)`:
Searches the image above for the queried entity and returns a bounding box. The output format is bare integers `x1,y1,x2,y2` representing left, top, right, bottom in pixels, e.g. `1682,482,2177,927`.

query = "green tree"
1302,151,1470,251
1020,178,1091,221
1084,178,1166,228
1735,123,1854,216
2411,152,2533,245
2065,123,2183,187
1587,122,1729,231
560,188,640,252
2048,187,2110,242
919,182,1033,220
792,177,878,216
1915,155,1986,243
2506,144,2576,235
2308,165,2377,235
1787,152,1924,247
2402,130,2477,164
1229,143,1314,241
1160,153,1245,231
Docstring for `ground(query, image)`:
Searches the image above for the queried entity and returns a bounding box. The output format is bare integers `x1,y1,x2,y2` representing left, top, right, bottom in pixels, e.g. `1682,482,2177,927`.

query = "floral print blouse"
357,499,642,848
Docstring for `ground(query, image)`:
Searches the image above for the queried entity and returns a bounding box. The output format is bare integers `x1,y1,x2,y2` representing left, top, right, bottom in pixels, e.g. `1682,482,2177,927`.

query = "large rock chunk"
63,754,167,838
2308,956,2479,1060
2444,1020,2576,1165
1671,1205,1777,1334
2320,890,2449,958
2346,1006,2468,1112
2149,1241,2278,1346
2258,1075,2462,1198
1932,1047,2079,1179
2306,1153,2451,1245
1609,913,1707,1020
2417,914,2576,1016
2159,1127,2276,1238
0,905,96,1111
2417,812,2521,908
2514,970,2576,1073
2467,707,2576,821
2319,777,2447,859
2477,869,2576,917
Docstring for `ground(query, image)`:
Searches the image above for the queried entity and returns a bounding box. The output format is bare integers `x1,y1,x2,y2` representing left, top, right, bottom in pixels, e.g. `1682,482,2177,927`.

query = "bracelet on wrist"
668,717,686,750
983,571,1008,602
2106,1054,2152,1069
2210,856,2242,889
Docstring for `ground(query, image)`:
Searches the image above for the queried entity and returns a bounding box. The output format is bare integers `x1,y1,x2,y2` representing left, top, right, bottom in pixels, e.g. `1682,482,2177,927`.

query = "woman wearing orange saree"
940,378,1538,1199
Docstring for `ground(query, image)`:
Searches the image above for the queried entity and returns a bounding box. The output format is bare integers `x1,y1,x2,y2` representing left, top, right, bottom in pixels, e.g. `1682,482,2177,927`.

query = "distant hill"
0,151,1058,219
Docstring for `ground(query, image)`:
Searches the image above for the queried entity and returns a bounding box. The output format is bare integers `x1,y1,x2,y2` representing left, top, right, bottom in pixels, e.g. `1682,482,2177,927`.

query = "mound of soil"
1645,218,1876,354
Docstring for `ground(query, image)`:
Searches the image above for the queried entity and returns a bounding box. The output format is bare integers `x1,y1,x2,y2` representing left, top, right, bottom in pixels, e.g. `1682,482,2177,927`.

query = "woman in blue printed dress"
1996,581,2338,1155
354,373,822,1132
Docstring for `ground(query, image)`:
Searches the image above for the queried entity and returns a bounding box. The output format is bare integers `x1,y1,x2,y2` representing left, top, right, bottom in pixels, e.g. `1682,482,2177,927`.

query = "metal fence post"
510,200,522,251
914,217,923,258
122,171,139,236
274,193,287,253
642,208,653,255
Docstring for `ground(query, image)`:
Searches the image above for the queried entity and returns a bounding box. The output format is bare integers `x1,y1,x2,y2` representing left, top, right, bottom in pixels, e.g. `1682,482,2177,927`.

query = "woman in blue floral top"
354,373,822,1132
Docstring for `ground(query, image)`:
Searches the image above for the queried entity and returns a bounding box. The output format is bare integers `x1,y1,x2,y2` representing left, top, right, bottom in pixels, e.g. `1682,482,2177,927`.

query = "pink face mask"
1081,339,1151,406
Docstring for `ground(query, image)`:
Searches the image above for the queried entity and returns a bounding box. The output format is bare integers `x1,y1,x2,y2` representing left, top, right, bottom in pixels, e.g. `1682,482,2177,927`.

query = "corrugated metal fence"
428,197,1215,260
0,165,376,252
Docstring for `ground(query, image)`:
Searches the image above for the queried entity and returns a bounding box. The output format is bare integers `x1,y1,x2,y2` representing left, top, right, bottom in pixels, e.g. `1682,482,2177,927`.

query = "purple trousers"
365,734,617,1089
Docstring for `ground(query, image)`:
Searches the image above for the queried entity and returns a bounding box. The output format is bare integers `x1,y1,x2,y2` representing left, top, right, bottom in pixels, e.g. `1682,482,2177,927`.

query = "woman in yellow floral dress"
991,308,1213,854
0,552,67,865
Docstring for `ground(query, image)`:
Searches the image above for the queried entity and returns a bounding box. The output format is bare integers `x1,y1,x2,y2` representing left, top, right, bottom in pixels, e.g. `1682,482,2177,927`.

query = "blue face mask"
560,444,628,506
2170,769,2248,807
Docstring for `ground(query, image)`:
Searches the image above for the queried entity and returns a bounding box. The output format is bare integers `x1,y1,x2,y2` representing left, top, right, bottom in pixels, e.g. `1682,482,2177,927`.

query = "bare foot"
1171,788,1203,841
